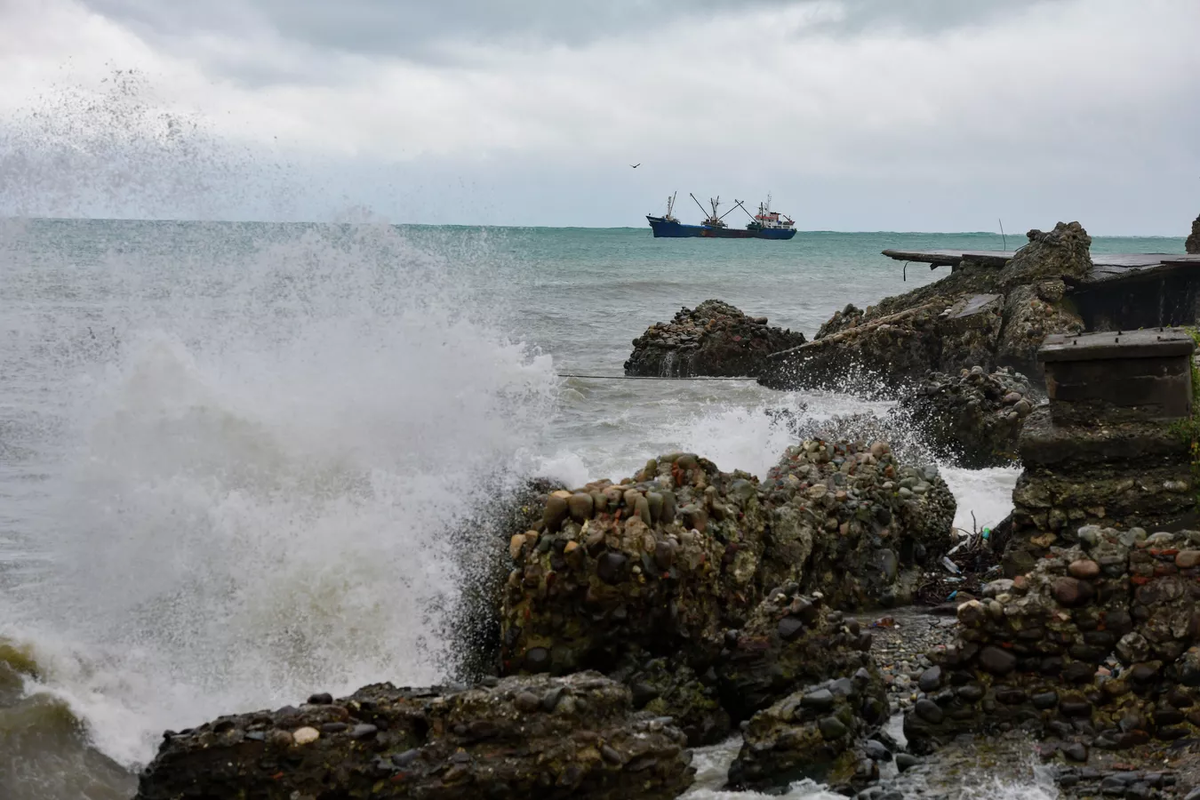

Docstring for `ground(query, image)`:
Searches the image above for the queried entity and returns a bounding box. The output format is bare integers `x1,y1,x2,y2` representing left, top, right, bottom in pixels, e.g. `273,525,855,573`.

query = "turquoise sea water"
0,219,1188,798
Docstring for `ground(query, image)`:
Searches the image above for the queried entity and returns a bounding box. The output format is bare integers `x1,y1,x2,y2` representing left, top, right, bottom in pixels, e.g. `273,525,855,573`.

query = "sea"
0,218,1186,799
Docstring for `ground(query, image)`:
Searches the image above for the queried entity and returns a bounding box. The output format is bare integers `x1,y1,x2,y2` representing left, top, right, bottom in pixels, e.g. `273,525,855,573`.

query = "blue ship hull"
647,216,796,240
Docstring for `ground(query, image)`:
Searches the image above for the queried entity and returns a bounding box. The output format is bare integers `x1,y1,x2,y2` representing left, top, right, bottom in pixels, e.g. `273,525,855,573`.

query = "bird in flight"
630,163,640,168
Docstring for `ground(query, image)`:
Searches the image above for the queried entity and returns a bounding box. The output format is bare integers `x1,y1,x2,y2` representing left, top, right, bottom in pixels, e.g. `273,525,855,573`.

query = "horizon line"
2,216,1187,239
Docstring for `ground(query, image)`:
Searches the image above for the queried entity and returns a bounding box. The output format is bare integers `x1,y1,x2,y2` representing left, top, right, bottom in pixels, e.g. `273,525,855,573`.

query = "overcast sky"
1,0,1198,233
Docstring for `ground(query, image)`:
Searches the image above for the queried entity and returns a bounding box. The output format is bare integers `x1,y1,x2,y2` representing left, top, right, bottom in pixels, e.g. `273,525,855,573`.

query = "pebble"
307,693,333,705
1068,559,1101,579
864,740,892,761
567,493,593,523
350,724,378,740
1063,742,1089,762
597,552,627,584
819,716,848,739
914,699,944,724
514,692,541,713
267,729,294,748
801,689,835,711
918,666,942,692
1176,550,1200,569
292,727,320,745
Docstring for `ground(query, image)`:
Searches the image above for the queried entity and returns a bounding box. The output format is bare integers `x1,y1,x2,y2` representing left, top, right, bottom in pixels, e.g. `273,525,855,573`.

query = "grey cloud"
83,0,1063,66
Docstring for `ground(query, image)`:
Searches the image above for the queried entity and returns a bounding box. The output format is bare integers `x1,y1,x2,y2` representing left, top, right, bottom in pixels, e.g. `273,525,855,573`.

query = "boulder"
499,453,771,678
135,672,696,800
761,441,956,608
995,222,1093,292
894,366,1036,468
498,445,953,740
449,478,565,680
1186,214,1200,255
716,588,878,721
500,447,954,681
758,222,1096,395
759,297,1001,395
815,303,865,339
726,667,888,793
624,299,805,377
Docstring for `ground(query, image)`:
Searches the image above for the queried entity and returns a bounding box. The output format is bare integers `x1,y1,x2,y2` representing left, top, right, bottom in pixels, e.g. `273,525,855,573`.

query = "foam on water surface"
1,223,559,770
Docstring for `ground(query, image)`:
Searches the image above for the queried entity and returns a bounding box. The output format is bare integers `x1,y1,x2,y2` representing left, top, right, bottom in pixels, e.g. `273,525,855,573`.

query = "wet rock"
914,699,944,724
1068,559,1101,580
905,527,1200,756
135,672,695,800
596,552,627,585
717,588,875,721
610,652,731,746
760,222,1093,394
918,666,943,692
625,299,806,377
727,669,888,794
978,646,1017,675
501,445,953,689
894,366,1035,468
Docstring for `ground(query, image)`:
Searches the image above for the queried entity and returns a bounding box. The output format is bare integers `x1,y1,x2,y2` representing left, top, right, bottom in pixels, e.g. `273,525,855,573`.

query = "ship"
646,192,796,239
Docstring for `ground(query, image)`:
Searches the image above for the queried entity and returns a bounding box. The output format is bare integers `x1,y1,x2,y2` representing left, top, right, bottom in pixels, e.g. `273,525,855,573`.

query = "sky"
0,0,1198,233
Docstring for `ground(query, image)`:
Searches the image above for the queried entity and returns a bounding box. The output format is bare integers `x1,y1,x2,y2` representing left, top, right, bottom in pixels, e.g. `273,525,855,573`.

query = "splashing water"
1,222,558,770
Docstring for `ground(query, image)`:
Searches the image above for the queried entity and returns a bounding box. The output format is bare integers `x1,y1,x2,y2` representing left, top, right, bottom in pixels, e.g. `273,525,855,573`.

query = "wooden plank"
880,249,1013,268
881,247,1200,285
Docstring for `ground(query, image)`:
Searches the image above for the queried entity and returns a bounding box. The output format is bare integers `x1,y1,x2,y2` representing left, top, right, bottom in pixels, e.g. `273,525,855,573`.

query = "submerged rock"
624,299,805,377
895,366,1036,468
135,672,695,800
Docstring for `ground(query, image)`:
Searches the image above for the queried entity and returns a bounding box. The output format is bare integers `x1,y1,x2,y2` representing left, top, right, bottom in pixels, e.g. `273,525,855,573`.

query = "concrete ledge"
1039,329,1195,362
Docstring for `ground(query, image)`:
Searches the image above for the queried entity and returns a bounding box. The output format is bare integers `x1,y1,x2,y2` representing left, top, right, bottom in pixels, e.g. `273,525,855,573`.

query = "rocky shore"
137,442,964,798
135,672,695,800
134,226,1200,799
624,300,806,377
758,222,1093,395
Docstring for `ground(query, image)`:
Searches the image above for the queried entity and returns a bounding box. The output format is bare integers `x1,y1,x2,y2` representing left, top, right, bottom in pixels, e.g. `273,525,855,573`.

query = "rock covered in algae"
499,445,955,679
497,444,953,747
726,663,889,794
624,299,806,378
759,221,1093,395
135,672,695,800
